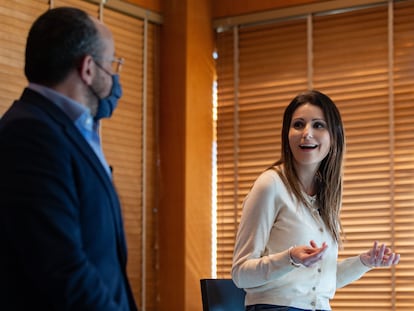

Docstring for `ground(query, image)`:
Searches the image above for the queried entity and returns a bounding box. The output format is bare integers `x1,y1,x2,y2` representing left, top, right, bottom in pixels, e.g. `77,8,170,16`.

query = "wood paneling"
121,0,333,20
159,0,214,310
212,0,328,18
121,0,161,13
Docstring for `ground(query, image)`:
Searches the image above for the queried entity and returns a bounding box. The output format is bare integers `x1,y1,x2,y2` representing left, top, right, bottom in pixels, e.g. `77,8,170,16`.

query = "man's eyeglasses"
110,57,124,73
94,56,124,75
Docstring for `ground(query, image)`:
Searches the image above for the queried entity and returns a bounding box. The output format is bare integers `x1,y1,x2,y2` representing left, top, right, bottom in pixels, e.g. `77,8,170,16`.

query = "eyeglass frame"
93,56,124,75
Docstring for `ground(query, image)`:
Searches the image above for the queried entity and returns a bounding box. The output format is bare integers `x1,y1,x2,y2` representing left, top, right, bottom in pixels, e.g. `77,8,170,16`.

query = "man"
0,7,138,311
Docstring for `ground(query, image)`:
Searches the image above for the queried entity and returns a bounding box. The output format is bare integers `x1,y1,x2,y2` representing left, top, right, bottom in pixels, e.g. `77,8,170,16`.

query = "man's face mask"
94,74,122,121
91,61,122,121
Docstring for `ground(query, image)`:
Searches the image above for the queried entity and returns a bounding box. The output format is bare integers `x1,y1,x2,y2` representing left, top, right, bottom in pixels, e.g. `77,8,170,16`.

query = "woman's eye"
314,121,326,129
292,121,304,129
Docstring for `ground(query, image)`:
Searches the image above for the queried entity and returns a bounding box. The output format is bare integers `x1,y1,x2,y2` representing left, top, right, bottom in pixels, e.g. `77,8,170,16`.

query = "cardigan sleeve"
232,170,295,289
336,255,372,288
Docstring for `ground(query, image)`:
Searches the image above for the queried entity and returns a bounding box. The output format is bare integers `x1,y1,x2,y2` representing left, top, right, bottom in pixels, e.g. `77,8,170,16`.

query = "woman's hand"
360,241,400,268
289,240,328,267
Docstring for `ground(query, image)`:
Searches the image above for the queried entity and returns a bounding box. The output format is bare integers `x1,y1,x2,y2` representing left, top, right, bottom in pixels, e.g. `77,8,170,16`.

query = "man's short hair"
25,7,104,86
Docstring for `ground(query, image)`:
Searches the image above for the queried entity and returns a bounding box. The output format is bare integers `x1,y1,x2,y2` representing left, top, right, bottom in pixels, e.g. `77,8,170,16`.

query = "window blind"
393,1,414,309
313,4,394,311
215,1,414,309
216,18,309,273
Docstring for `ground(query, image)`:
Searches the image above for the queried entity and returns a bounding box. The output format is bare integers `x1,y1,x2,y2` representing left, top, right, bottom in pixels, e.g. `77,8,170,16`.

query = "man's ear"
78,55,95,85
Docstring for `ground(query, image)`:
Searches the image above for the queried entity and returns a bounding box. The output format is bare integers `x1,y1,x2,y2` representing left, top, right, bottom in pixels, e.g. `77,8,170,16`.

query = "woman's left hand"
360,241,400,268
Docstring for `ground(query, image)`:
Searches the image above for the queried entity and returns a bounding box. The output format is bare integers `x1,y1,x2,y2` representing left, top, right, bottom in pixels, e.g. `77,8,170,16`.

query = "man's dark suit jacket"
0,88,138,311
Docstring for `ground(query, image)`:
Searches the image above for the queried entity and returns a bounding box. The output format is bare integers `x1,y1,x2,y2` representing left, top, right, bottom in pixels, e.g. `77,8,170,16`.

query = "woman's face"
288,103,331,170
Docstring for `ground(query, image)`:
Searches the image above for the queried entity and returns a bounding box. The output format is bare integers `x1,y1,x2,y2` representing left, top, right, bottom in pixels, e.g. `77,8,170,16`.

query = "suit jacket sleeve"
0,114,131,310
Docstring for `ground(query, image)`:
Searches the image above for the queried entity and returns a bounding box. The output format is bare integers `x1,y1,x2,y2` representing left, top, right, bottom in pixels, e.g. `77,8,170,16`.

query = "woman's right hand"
289,240,328,267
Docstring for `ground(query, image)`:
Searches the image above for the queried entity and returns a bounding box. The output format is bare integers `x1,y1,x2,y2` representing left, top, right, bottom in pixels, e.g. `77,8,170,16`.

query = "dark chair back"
200,278,246,311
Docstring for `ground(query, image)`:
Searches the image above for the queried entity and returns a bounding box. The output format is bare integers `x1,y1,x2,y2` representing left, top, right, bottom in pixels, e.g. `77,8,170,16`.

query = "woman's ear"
78,55,95,85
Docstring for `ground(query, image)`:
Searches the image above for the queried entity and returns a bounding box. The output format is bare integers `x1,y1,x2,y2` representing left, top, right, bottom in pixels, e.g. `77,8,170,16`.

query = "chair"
200,278,246,311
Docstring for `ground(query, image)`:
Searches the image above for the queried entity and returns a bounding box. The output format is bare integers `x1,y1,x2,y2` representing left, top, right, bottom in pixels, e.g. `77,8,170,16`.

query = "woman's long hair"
271,90,345,246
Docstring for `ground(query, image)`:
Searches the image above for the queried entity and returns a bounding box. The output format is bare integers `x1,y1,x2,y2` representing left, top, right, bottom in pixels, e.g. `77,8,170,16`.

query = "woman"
231,90,400,311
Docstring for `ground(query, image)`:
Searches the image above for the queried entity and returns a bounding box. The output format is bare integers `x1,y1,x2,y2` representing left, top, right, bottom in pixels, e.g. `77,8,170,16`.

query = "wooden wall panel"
121,0,332,19
212,0,329,18
159,0,214,310
121,0,161,13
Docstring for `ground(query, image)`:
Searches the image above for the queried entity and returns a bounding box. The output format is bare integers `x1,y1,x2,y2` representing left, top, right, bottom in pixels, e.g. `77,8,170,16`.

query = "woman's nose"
303,125,313,139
